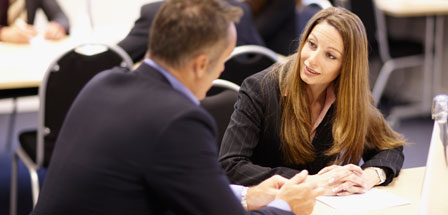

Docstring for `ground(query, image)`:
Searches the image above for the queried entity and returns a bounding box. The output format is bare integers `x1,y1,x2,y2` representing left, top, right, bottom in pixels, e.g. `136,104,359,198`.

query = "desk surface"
0,28,126,91
375,0,448,17
0,39,78,90
313,166,425,215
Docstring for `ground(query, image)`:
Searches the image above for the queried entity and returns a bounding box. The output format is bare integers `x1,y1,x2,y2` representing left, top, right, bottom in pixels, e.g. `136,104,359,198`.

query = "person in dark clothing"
219,7,406,196
0,0,69,43
32,0,323,214
118,0,264,63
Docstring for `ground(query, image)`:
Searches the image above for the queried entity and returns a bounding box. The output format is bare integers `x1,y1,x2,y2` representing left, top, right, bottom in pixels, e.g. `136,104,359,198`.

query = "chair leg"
372,60,395,106
6,97,18,152
29,168,40,207
10,153,18,215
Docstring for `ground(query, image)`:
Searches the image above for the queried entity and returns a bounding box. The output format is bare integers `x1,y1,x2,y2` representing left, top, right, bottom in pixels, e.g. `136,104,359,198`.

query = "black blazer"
32,63,292,215
118,0,265,62
219,67,404,186
1,0,69,31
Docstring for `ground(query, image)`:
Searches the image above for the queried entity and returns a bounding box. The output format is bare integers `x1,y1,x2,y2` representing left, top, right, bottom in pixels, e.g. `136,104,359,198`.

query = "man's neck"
150,57,197,98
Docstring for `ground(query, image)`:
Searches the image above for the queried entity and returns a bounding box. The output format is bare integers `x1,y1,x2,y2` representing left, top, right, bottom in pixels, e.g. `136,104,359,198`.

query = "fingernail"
328,178,335,184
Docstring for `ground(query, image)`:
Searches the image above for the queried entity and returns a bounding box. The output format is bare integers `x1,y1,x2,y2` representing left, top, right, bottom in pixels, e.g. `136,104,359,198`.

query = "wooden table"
0,26,127,92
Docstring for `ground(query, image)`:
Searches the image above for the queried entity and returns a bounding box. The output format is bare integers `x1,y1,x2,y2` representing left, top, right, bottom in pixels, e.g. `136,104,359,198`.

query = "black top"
32,63,292,215
219,68,404,186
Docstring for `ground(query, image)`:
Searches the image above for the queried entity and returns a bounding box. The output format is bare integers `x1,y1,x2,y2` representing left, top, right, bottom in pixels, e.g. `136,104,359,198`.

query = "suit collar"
134,59,200,106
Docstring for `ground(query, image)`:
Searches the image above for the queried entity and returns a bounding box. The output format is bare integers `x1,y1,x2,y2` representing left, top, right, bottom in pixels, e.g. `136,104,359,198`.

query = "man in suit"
32,0,322,214
0,0,69,43
244,0,320,55
118,0,265,63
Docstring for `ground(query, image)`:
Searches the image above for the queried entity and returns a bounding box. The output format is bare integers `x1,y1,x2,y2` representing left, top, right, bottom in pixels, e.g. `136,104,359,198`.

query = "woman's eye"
308,40,316,48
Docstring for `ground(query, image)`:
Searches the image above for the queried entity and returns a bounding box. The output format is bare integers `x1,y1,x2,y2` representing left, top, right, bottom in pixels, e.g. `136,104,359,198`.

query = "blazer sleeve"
145,108,292,215
361,146,404,185
117,3,162,63
219,72,299,186
40,0,70,32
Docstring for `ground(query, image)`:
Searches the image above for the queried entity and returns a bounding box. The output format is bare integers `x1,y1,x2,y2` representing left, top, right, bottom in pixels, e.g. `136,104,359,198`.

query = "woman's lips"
304,65,320,75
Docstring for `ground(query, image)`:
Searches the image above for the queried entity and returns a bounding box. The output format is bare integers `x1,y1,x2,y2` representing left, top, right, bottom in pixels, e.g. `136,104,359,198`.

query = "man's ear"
191,53,209,79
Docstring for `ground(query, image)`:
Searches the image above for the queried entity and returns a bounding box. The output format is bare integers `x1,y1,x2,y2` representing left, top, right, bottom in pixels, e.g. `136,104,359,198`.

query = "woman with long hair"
219,7,406,196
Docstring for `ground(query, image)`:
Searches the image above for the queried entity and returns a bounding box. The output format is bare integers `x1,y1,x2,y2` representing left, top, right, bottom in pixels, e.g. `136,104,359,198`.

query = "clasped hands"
309,164,380,196
245,165,380,214
0,21,66,43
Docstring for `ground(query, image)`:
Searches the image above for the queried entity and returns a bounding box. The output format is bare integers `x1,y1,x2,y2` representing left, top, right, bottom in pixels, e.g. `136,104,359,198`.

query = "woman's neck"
307,84,328,105
307,84,328,124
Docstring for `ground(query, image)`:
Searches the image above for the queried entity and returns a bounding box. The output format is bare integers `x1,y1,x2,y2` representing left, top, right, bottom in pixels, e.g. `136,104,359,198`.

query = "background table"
374,0,448,123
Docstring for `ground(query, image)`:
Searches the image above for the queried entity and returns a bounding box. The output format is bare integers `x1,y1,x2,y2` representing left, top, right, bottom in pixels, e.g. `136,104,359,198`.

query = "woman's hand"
306,164,378,196
330,167,380,196
0,23,37,43
44,22,67,41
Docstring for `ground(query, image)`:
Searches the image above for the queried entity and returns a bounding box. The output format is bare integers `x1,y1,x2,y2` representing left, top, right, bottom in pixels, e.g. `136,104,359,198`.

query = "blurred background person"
0,0,70,43
118,0,264,63
245,0,321,55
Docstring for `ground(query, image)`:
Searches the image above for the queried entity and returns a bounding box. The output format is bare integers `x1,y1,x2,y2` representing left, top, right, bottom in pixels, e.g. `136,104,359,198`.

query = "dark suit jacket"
118,0,265,62
219,67,405,186
252,0,320,55
32,63,292,215
0,0,69,31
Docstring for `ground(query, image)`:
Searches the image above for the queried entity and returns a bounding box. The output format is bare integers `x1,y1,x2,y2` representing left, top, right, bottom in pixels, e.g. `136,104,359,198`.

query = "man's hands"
246,175,288,210
276,171,324,215
246,171,324,215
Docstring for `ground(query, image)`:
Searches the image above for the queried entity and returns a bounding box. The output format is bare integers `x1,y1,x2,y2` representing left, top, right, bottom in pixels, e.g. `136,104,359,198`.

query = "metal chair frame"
10,43,133,215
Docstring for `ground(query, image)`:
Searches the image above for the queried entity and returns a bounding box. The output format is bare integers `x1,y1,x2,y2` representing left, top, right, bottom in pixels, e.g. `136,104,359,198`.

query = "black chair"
219,45,280,86
9,43,133,215
201,79,240,152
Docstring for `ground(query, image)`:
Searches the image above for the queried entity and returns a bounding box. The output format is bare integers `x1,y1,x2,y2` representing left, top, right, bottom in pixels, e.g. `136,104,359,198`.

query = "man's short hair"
148,0,242,68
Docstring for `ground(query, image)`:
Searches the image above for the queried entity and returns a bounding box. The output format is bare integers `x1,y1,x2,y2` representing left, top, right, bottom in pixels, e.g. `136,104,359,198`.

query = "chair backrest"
219,45,280,86
35,43,133,167
201,79,240,152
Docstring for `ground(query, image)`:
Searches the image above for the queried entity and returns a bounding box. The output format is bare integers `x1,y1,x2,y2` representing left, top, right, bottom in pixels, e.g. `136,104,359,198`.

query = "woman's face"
300,22,344,89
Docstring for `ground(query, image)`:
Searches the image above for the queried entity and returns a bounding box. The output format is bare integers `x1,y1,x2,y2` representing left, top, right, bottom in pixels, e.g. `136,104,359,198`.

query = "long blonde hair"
275,7,406,165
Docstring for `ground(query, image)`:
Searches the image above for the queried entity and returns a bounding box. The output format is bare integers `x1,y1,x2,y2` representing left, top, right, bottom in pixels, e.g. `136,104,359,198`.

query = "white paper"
316,188,410,213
